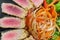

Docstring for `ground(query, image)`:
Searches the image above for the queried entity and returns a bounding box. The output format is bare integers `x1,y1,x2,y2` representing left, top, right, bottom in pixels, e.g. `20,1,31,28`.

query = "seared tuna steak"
24,35,35,40
0,17,25,28
1,3,27,18
1,29,28,40
31,0,43,7
13,0,33,9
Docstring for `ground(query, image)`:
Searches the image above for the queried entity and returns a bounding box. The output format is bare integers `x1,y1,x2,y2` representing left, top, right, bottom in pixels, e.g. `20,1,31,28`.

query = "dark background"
0,0,19,40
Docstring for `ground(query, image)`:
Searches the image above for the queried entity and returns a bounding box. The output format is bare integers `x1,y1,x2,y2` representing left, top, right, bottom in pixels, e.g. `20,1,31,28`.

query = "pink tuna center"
6,5,22,15
32,0,43,7
2,18,21,27
17,0,29,7
3,32,17,40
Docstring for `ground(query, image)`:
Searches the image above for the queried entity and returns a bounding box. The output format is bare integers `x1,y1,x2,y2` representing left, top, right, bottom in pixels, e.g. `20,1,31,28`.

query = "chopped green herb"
46,0,53,4
56,17,60,27
55,2,60,12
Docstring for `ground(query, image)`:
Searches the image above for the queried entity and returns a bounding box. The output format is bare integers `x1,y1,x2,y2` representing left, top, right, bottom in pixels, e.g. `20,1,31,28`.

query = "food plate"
0,0,60,40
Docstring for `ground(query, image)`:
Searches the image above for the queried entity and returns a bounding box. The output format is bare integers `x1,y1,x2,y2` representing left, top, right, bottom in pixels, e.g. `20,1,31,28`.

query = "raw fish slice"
24,35,35,40
1,29,28,40
1,3,27,18
13,0,33,10
30,0,43,7
0,17,25,28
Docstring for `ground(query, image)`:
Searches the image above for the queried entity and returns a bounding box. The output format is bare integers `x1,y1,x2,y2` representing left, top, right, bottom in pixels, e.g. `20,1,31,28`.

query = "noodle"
26,0,60,40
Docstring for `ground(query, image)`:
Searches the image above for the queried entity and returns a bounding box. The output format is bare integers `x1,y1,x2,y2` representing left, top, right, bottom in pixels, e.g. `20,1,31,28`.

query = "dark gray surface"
0,0,19,18
0,0,19,39
0,0,13,18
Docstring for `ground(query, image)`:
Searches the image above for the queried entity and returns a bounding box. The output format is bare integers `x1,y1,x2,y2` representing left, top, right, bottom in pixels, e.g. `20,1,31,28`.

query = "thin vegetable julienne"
26,0,60,40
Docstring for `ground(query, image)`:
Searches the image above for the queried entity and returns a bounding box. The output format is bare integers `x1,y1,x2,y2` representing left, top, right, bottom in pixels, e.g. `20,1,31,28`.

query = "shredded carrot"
50,5,57,21
43,0,48,8
26,0,59,40
36,8,44,16
45,30,54,38
26,9,33,27
56,36,60,40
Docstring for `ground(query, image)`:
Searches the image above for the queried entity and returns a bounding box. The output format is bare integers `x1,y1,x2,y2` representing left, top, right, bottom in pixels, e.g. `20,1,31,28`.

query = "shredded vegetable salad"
26,0,60,40
1,0,60,40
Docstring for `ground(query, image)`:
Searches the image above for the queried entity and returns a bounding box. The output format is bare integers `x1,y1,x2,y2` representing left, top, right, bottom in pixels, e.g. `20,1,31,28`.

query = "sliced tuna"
0,17,25,28
1,3,27,18
31,0,43,7
13,0,33,9
24,35,35,40
1,29,28,40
